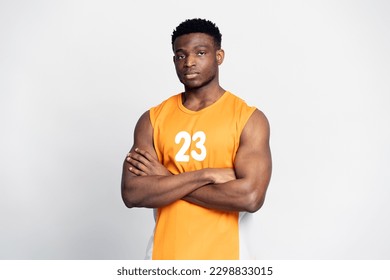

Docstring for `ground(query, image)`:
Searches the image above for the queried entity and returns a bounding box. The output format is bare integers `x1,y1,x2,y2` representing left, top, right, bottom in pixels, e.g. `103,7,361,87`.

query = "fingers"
126,152,148,173
127,156,147,176
213,168,236,184
126,147,154,175
127,148,150,166
125,147,168,176
134,147,155,162
128,165,147,176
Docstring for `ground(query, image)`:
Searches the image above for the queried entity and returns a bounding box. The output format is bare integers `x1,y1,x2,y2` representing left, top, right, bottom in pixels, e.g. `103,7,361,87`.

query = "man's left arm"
183,109,272,212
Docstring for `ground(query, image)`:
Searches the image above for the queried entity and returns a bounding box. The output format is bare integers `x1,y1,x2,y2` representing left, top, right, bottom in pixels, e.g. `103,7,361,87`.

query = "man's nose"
185,54,196,67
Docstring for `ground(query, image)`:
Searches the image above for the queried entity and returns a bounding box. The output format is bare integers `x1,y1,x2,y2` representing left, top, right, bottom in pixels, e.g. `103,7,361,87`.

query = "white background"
1,0,389,260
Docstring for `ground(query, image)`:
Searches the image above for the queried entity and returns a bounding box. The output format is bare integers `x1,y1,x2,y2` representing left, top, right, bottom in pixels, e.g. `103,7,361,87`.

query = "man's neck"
182,85,226,111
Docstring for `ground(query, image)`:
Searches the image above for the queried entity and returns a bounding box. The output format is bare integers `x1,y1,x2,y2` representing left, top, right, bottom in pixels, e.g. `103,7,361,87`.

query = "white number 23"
175,131,207,162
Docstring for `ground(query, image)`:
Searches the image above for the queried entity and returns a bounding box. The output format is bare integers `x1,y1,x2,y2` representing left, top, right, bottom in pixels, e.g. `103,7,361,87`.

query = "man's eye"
197,51,206,56
177,55,185,60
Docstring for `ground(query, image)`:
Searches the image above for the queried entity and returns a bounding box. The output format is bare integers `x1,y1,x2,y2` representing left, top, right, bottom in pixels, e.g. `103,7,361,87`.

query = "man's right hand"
210,168,236,184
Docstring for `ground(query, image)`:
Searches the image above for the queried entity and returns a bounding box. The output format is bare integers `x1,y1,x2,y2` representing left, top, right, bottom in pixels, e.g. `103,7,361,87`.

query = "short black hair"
171,18,222,49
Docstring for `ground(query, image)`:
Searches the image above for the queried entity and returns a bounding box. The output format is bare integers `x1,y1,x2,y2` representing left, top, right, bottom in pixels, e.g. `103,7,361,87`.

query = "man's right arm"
121,111,226,208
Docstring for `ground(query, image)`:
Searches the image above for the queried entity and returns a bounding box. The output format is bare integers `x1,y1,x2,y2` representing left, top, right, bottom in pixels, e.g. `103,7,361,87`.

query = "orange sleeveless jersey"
149,91,256,260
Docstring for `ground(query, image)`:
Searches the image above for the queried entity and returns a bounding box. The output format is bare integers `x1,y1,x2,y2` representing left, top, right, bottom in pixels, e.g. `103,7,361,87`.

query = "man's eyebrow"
174,45,209,53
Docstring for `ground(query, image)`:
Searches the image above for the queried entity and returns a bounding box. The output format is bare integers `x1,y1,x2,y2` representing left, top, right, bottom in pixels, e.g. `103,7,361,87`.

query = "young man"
121,18,272,260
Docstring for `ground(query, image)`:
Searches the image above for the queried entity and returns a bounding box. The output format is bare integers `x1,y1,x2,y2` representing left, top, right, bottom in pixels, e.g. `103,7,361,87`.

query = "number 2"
175,131,207,162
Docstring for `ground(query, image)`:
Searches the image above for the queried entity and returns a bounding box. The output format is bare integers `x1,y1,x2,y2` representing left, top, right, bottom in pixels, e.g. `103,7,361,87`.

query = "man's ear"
216,49,225,65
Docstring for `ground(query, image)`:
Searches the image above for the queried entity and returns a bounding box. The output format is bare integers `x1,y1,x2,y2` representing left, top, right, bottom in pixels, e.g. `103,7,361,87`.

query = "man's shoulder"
149,93,181,125
225,91,257,116
226,91,255,107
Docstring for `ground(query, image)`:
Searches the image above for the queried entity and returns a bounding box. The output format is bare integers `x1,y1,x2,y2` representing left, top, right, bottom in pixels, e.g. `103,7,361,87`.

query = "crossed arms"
121,109,272,213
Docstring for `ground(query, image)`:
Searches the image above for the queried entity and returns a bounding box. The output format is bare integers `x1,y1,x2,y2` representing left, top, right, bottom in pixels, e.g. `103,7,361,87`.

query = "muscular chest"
153,109,239,172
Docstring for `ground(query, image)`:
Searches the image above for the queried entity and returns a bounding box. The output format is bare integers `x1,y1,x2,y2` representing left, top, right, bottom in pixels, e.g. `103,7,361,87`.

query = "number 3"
175,131,207,162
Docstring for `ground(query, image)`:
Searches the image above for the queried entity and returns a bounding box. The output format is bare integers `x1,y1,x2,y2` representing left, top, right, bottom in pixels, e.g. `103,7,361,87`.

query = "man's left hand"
126,148,171,176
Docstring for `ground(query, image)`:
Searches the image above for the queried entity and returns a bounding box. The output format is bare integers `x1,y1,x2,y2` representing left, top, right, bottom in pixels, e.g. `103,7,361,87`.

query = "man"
121,18,272,260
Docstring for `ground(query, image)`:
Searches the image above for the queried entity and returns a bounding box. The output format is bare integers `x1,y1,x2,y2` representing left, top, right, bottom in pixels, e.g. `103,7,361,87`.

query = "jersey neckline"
177,91,231,115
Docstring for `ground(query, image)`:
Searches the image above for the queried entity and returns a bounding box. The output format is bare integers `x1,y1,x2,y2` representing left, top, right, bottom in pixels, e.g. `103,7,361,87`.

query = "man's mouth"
184,72,199,79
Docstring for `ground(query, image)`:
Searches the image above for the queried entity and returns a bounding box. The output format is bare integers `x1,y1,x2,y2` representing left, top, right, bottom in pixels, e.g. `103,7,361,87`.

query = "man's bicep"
123,110,156,177
234,109,272,184
131,110,156,156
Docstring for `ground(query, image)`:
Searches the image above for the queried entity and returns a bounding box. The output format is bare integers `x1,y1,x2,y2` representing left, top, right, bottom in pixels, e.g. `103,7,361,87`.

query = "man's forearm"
121,167,214,209
183,178,266,213
123,147,267,212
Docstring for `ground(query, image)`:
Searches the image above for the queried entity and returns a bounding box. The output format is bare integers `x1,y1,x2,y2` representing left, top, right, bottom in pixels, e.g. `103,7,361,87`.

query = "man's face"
173,33,223,90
